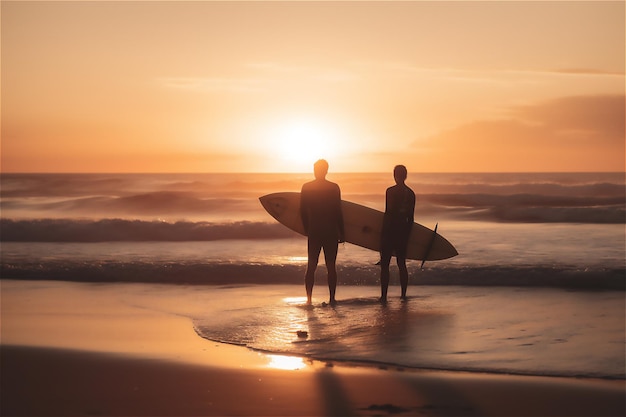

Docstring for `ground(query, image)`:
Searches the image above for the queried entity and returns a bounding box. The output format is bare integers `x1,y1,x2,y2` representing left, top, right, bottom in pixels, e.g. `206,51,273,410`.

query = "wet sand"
1,280,624,416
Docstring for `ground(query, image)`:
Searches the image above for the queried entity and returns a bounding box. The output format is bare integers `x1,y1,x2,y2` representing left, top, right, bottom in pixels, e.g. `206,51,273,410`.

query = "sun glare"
272,118,341,171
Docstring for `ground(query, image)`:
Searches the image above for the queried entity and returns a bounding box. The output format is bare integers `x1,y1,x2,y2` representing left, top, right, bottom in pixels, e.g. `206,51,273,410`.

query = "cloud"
355,61,624,80
510,95,624,144
158,77,269,93
415,95,625,171
246,62,357,82
550,68,625,77
158,62,357,94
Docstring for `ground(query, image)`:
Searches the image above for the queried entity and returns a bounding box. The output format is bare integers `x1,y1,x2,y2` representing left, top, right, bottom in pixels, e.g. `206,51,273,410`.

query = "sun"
272,117,340,171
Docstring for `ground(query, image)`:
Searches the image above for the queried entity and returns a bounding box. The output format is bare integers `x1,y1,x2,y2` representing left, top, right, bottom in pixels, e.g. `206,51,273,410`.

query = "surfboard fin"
420,223,438,270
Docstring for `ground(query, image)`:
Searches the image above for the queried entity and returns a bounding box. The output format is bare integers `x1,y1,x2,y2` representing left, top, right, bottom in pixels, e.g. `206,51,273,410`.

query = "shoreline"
3,265,625,290
201,336,626,383
2,279,625,416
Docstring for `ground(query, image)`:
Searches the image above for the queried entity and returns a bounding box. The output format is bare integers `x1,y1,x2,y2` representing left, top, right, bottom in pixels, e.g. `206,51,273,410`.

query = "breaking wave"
2,173,624,224
0,218,297,242
2,260,623,290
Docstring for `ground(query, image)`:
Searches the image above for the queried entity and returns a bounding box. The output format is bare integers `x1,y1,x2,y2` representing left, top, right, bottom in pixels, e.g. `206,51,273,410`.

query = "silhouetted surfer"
380,165,415,303
300,159,345,305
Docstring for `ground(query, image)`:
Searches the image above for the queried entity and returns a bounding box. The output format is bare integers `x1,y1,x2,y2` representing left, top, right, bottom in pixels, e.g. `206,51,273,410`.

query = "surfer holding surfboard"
380,165,415,303
259,167,457,305
300,159,345,305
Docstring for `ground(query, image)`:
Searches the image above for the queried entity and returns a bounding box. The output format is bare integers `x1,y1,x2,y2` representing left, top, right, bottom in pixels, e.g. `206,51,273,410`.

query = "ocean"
1,172,624,378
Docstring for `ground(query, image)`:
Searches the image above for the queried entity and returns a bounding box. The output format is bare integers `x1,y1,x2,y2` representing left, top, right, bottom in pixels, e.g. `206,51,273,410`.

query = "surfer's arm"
337,187,345,242
404,190,415,236
300,189,309,234
337,212,345,243
384,187,391,213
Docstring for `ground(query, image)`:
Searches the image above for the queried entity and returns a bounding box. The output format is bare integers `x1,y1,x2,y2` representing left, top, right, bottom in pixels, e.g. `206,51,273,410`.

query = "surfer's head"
314,159,329,179
393,165,407,184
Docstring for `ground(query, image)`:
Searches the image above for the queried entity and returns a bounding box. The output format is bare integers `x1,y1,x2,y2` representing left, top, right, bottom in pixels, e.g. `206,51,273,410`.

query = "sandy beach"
2,280,624,417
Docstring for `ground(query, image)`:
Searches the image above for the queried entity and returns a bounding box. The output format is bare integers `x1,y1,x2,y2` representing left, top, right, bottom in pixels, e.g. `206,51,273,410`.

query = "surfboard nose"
259,193,288,220
259,192,307,236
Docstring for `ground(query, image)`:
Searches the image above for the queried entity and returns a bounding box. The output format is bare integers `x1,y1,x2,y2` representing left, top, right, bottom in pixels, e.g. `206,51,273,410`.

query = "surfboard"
259,192,458,261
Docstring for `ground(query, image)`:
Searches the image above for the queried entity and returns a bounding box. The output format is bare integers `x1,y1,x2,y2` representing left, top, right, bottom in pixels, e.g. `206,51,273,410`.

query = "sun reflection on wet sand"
267,354,307,370
283,296,308,305
286,256,308,264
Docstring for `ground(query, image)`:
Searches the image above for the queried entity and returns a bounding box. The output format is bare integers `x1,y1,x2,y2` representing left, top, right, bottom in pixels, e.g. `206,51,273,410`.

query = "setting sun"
271,117,342,171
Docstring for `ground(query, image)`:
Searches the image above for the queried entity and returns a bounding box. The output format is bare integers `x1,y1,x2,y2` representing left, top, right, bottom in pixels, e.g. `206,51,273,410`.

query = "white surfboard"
259,192,458,261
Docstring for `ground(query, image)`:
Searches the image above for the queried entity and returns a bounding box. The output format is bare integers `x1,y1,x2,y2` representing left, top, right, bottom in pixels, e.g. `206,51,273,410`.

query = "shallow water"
187,284,626,379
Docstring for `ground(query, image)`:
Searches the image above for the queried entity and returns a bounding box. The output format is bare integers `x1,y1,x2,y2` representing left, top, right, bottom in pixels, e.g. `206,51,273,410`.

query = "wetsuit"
380,183,415,301
381,184,415,260
300,179,344,303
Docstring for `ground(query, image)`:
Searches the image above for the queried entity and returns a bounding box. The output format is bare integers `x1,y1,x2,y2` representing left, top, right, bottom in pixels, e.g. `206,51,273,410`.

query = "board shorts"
307,236,339,264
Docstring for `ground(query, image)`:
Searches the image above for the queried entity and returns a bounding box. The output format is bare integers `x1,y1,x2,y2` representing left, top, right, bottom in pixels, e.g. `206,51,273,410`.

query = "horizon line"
1,170,624,175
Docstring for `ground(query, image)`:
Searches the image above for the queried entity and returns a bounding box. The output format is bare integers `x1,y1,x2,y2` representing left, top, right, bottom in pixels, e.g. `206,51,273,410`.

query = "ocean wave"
2,173,624,198
0,218,298,242
440,204,625,223
1,261,623,290
2,190,624,225
1,192,256,216
2,173,624,224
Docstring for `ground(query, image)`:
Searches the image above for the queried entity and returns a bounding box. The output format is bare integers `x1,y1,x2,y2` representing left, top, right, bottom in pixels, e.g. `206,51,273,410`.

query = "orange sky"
2,1,624,173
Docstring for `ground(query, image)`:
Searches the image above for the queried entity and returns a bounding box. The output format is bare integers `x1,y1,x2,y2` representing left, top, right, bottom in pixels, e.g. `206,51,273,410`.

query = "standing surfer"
300,159,345,305
380,165,416,303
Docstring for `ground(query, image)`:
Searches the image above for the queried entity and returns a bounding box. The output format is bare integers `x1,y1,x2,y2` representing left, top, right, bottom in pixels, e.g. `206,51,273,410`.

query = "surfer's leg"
379,248,392,303
323,240,339,304
306,239,322,304
395,234,410,299
397,256,408,299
